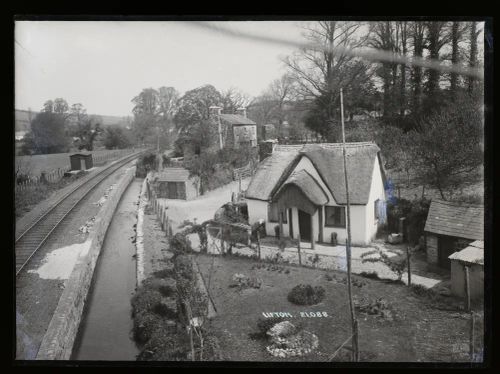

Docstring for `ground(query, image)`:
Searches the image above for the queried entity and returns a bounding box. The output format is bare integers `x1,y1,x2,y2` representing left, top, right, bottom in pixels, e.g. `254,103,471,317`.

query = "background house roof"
448,240,484,265
156,168,191,182
219,114,256,125
424,199,484,240
245,142,381,205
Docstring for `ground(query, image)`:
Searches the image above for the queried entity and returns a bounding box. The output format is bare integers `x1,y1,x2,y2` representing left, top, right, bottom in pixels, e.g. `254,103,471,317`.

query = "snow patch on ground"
27,240,92,280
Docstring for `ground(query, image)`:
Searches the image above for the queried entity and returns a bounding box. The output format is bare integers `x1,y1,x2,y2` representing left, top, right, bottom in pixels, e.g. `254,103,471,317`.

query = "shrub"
131,288,162,317
169,233,193,254
287,284,326,306
152,268,175,279
407,198,431,244
133,312,163,344
359,271,380,280
137,329,190,361
152,301,177,319
159,285,176,297
256,316,288,336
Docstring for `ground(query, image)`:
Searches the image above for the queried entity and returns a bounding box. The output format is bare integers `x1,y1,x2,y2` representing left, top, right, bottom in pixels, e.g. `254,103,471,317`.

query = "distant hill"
15,109,132,131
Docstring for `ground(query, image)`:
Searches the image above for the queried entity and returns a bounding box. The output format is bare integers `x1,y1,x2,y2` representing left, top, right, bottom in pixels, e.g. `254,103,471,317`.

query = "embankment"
36,165,137,360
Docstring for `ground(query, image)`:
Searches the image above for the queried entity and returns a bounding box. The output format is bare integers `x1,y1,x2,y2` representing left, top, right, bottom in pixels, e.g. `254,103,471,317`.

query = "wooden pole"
278,212,283,241
406,246,412,286
345,239,357,361
353,318,360,362
465,265,471,311
297,232,302,266
469,311,475,362
341,88,357,362
256,230,261,260
310,214,315,250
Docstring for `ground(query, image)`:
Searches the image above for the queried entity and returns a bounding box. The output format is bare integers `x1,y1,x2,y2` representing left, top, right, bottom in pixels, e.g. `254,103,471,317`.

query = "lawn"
194,253,483,362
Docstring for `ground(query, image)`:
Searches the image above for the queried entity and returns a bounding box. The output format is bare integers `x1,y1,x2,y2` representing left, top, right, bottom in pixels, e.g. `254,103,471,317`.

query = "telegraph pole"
340,87,358,361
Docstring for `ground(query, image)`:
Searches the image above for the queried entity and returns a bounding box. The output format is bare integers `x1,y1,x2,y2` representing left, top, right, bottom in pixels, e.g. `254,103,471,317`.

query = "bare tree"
467,21,482,94
283,21,371,137
410,22,426,115
423,22,451,111
221,87,251,113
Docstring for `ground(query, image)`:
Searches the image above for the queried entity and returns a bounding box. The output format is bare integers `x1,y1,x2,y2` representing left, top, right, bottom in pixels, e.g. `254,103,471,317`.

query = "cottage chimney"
209,106,223,150
259,140,275,162
236,107,247,118
209,106,222,119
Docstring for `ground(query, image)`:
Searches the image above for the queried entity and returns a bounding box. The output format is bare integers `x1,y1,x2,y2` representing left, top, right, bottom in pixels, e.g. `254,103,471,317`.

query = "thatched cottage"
245,142,387,246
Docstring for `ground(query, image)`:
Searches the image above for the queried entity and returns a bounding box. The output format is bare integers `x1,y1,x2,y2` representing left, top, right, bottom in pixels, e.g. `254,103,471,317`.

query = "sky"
15,21,305,117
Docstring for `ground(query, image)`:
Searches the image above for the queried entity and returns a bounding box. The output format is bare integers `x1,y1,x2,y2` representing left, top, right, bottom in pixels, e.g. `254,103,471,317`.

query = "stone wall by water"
36,166,137,360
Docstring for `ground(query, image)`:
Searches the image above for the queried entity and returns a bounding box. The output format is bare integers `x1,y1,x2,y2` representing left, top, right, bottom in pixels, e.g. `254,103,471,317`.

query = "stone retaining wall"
36,166,137,360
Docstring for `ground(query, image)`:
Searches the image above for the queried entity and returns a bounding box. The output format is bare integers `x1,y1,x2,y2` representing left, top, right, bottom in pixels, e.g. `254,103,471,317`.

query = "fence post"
469,311,475,362
256,230,261,260
297,232,302,266
465,265,471,312
345,239,357,362
353,318,359,362
406,246,412,286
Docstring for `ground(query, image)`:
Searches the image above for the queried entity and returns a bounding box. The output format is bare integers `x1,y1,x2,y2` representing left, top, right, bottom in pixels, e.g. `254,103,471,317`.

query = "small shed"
424,199,483,269
70,153,93,171
154,168,198,200
448,240,484,300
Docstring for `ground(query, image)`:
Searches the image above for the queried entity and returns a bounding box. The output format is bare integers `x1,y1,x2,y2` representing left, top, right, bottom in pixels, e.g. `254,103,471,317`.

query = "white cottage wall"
364,155,387,243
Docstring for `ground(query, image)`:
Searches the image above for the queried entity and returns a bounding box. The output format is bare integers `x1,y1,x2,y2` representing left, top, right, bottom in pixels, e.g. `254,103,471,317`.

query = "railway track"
15,149,147,276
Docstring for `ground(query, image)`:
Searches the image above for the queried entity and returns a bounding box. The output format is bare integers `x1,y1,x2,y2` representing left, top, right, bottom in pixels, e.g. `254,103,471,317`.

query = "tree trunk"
450,22,460,96
411,22,425,115
399,22,408,116
468,22,478,93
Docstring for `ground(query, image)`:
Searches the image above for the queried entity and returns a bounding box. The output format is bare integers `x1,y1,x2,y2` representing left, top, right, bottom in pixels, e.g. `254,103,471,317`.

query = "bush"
287,284,326,306
137,330,190,361
387,197,430,245
152,268,175,279
359,271,380,280
131,288,162,317
256,316,288,336
169,233,193,254
159,285,176,297
133,312,163,344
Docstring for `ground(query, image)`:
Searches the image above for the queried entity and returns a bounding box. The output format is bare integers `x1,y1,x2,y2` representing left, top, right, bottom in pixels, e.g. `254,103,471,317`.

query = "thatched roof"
274,170,329,206
424,199,484,240
448,240,484,265
245,142,382,205
245,149,300,201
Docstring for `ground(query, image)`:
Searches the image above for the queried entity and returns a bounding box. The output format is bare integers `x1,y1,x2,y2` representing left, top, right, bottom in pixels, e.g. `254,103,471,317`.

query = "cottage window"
325,206,346,228
268,202,287,223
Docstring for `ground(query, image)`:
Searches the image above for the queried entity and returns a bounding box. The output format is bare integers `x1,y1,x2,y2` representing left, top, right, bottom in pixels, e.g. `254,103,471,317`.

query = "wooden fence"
15,149,134,193
92,149,131,165
233,161,256,181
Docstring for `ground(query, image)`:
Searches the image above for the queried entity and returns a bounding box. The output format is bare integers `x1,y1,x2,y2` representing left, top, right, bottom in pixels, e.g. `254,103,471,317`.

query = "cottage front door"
298,210,311,242
80,158,86,170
